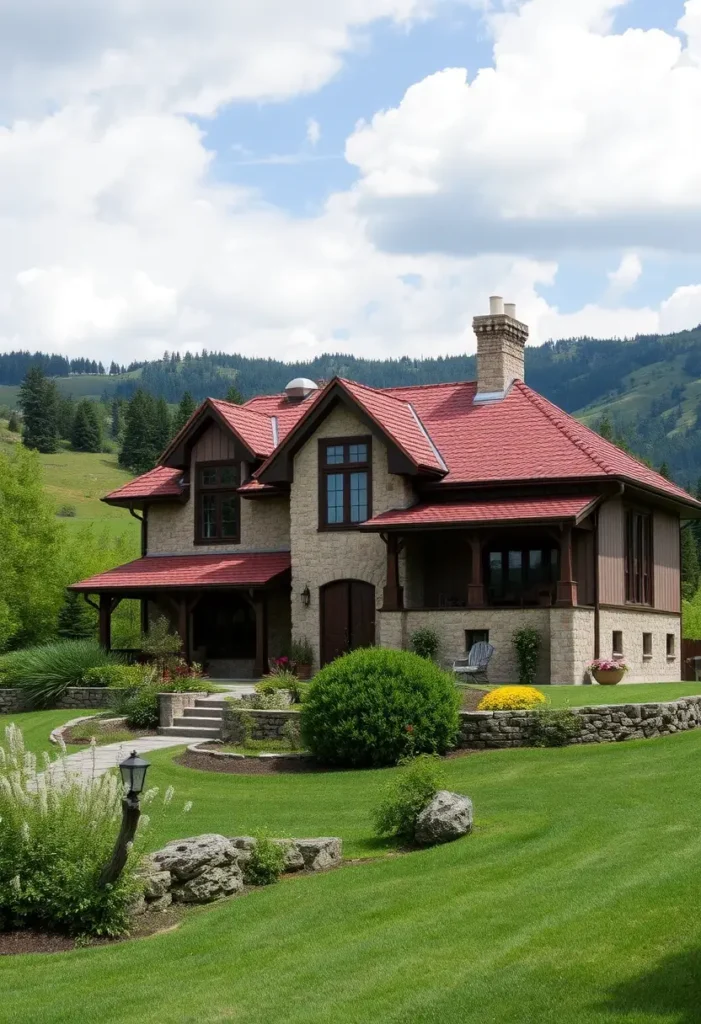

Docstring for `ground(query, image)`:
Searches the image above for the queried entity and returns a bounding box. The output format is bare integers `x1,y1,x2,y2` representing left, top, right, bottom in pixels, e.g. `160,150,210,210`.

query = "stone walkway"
53,735,209,782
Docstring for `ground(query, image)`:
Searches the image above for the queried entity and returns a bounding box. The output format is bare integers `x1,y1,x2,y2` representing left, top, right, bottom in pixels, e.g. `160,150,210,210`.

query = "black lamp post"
99,750,150,888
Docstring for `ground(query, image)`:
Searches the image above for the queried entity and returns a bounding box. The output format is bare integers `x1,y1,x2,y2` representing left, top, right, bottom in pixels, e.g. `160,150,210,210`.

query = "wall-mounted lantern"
301,585,311,607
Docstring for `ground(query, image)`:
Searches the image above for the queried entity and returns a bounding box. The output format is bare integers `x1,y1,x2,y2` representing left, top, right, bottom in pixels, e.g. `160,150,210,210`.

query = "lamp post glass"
119,750,150,796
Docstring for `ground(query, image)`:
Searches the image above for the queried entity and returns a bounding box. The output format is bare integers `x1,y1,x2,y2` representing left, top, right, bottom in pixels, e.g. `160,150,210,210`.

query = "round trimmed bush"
477,685,546,711
300,647,460,767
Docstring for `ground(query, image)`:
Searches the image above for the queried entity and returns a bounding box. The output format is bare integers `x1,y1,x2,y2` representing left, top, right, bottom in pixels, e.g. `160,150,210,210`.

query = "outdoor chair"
451,642,495,685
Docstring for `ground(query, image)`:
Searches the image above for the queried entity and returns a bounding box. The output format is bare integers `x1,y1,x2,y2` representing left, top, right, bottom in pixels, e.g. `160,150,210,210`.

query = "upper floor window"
625,509,652,605
319,437,372,529
195,462,240,544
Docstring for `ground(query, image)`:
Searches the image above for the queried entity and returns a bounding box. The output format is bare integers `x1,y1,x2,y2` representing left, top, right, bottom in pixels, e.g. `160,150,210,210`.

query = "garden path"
49,735,207,782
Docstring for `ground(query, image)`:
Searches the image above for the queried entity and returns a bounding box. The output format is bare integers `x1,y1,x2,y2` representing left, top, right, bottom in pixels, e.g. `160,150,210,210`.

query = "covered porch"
69,552,291,678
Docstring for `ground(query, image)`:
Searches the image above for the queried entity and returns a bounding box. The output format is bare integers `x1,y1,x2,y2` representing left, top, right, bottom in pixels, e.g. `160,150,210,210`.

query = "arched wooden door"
320,580,376,666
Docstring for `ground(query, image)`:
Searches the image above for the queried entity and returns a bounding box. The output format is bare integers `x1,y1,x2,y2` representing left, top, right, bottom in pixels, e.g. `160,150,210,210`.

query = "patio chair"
451,642,495,685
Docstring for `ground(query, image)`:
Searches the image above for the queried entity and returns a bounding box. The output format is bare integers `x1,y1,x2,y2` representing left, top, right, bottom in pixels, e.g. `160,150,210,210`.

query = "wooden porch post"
467,535,486,607
253,593,268,678
177,597,190,663
382,533,404,611
556,525,578,606
99,593,111,651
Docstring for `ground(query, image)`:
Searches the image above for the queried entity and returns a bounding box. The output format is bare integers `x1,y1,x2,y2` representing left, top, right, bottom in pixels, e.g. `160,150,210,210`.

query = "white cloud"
347,0,701,255
606,253,643,297
306,118,322,146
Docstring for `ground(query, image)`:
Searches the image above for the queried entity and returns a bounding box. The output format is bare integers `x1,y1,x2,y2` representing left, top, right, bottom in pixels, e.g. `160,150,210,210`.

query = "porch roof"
360,495,599,531
69,552,291,592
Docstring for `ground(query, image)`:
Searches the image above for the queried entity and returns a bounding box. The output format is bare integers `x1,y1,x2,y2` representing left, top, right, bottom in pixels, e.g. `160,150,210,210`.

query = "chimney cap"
489,295,504,315
504,302,517,319
284,377,319,402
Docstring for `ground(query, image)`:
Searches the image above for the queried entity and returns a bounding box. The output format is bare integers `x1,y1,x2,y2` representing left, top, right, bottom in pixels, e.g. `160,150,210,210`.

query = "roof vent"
284,377,319,402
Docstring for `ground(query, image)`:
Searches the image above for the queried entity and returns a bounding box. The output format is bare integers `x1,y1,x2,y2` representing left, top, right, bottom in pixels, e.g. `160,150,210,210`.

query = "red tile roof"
361,495,599,530
209,399,277,458
104,466,186,503
243,390,323,442
70,552,291,591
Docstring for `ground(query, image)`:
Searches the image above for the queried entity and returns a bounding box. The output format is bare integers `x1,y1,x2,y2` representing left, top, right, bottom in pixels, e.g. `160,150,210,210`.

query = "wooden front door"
320,580,376,665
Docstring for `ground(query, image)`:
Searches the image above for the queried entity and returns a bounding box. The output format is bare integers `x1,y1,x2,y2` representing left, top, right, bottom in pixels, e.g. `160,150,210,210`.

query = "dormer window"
195,461,240,544
319,437,372,530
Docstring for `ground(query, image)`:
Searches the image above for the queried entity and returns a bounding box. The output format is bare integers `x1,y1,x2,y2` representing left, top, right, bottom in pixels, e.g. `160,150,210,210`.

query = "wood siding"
598,499,625,605
193,424,237,463
573,528,595,606
654,510,681,613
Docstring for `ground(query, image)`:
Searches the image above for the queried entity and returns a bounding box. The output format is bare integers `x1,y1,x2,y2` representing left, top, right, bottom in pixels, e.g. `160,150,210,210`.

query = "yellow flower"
477,686,547,711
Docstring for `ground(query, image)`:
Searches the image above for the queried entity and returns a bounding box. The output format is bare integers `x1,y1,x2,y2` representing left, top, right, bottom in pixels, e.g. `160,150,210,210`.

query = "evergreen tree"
174,391,196,433
225,384,244,404
682,525,701,600
598,415,613,441
119,389,159,473
71,400,103,452
56,395,75,440
18,367,59,453
7,411,19,432
658,461,672,480
153,397,172,455
110,399,123,439
56,590,95,639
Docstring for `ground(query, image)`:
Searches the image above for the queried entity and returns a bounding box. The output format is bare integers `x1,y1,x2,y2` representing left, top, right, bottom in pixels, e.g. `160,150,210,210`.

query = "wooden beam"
99,593,111,651
556,525,578,606
177,598,190,663
467,534,486,607
382,533,404,610
253,593,268,677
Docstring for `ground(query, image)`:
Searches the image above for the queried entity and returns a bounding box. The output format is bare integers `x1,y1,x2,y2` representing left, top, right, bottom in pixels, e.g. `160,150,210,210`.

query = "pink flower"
405,724,414,733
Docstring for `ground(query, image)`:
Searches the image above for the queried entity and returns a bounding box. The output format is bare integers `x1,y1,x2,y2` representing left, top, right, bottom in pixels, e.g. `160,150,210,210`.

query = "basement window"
466,630,489,652
612,631,623,658
643,633,653,659
666,633,676,659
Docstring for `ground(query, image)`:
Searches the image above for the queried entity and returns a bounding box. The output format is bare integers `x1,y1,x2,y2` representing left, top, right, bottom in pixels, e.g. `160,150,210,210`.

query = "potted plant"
290,636,314,680
588,658,628,685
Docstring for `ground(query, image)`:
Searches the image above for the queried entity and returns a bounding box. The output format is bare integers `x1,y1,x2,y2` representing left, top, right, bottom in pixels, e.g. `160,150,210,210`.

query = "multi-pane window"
196,462,240,543
486,546,558,605
625,510,652,605
319,438,371,529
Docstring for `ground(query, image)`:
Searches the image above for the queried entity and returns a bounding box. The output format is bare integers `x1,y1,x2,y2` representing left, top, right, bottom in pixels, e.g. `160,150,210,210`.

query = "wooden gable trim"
161,399,258,469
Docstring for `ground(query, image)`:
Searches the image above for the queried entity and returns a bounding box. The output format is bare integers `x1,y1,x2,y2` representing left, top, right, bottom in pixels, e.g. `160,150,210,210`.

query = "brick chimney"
473,296,529,399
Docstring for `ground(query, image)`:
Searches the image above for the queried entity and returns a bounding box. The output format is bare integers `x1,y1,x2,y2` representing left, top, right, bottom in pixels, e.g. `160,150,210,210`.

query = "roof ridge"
380,379,475,393
340,377,418,409
516,382,619,477
210,398,272,422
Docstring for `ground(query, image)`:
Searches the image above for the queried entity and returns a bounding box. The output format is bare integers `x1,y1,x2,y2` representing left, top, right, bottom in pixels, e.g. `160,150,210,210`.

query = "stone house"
71,298,701,684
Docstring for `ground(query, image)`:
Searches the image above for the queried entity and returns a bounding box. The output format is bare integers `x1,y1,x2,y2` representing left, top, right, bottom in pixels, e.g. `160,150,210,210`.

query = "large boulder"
142,870,172,899
172,864,244,903
414,791,473,846
294,838,342,871
151,835,240,881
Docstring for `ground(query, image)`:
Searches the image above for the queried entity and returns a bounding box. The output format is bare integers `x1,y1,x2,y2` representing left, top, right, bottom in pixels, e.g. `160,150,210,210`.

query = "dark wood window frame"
484,542,559,606
194,460,241,545
318,436,372,531
624,507,653,606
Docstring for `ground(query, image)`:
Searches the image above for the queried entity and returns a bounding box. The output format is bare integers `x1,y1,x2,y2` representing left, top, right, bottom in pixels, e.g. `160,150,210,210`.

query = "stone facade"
473,309,528,395
289,404,414,670
457,695,701,748
159,691,198,728
147,493,290,556
599,608,681,682
548,607,595,685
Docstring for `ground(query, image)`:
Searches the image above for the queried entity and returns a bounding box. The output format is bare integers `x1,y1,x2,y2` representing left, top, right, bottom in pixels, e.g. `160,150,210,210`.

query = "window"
625,509,652,605
318,437,372,529
643,632,653,658
612,631,623,657
486,544,558,605
666,633,676,659
195,462,240,544
466,630,489,651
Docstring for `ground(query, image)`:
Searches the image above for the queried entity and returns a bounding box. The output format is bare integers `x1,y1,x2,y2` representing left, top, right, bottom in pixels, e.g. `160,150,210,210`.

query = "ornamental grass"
477,686,547,711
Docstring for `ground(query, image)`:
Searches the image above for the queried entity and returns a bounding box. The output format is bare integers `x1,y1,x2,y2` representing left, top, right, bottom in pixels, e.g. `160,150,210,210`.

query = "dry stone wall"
222,705,299,742
0,687,117,713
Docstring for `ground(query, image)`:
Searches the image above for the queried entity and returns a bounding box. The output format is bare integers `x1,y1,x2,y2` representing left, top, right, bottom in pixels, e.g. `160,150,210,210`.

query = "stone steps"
183,705,223,719
157,722,222,739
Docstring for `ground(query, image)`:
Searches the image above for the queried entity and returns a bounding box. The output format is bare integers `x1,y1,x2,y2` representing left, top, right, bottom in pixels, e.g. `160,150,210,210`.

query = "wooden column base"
382,585,404,611
467,584,486,607
556,581,578,607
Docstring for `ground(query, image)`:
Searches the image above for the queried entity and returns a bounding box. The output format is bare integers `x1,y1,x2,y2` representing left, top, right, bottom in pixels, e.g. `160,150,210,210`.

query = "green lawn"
0,709,99,756
539,682,701,707
4,724,701,1022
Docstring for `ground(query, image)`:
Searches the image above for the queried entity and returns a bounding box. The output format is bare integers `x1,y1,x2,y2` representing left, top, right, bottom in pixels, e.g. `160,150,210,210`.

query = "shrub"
244,690,292,710
0,640,123,706
243,832,286,886
512,627,542,685
529,707,581,747
290,636,313,666
139,616,182,674
409,627,440,661
477,686,546,711
300,647,460,768
0,724,141,936
82,663,154,688
256,669,301,702
281,718,303,751
373,755,446,842
57,503,77,518
114,677,214,729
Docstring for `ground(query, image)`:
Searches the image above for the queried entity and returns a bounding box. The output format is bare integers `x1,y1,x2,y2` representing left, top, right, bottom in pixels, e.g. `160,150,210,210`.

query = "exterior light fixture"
301,585,311,607
119,750,150,798
99,750,151,889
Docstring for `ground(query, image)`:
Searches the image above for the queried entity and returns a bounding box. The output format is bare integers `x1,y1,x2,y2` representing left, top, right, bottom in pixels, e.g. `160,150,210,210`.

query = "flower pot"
592,668,625,685
296,663,312,681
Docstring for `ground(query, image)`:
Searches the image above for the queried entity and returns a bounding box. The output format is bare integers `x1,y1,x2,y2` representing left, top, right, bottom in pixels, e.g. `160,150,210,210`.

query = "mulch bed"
0,908,182,956
62,725,158,745
177,749,325,774
460,688,490,711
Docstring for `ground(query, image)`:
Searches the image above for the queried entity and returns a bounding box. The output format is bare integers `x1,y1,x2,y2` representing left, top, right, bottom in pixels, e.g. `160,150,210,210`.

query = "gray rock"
142,870,172,899
152,834,240,881
415,791,473,846
272,839,305,872
129,893,148,917
294,838,342,871
147,893,173,912
172,864,243,903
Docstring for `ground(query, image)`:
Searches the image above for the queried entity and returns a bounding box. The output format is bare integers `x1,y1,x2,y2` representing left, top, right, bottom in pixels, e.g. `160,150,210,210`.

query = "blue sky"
1,0,700,361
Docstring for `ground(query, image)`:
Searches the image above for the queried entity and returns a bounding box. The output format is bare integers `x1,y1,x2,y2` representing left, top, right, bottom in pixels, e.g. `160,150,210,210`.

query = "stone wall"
599,608,681,682
0,689,27,714
548,607,595,685
0,687,118,714
457,695,701,748
290,404,414,670
222,704,299,742
159,691,198,727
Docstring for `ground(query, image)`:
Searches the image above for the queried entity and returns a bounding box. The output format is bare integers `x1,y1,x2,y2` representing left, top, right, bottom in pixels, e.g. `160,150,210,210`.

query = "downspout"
595,482,625,661
129,504,148,636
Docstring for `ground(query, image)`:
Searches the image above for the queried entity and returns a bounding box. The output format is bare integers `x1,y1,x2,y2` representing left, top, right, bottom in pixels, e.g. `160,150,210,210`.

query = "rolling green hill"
0,370,142,410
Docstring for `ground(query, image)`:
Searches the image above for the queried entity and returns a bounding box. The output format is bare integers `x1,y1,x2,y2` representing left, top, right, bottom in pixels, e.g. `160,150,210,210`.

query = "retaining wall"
222,705,299,742
0,687,118,714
